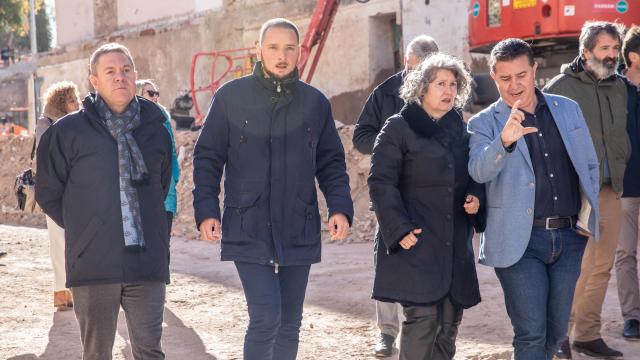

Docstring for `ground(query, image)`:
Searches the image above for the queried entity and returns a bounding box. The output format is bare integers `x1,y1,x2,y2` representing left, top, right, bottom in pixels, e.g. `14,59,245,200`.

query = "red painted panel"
469,0,640,51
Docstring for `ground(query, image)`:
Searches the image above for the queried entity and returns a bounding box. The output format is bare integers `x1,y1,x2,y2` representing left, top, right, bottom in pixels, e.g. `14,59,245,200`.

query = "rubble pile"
0,124,377,242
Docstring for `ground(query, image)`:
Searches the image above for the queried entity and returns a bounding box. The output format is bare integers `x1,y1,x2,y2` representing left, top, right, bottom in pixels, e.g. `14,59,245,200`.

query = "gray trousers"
72,282,166,360
374,221,402,338
615,196,640,322
377,300,401,338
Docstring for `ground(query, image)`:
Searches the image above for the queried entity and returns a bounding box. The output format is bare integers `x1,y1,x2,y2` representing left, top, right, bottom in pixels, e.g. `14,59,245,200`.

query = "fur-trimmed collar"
42,102,68,122
400,102,463,140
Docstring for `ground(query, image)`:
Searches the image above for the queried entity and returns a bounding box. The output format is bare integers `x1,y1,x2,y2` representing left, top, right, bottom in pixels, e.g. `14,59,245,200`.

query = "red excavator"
178,0,368,129
468,0,640,107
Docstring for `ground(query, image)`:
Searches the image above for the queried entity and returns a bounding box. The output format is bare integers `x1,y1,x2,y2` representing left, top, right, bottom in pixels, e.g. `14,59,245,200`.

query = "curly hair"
43,81,79,116
399,53,472,108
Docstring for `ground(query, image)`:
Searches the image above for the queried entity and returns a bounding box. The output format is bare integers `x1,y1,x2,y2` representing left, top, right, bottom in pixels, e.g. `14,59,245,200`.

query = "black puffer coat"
35,95,172,287
193,62,353,267
369,103,484,308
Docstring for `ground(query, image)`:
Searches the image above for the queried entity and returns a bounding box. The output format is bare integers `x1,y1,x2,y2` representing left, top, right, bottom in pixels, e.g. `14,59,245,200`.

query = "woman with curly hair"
369,53,485,359
35,81,80,311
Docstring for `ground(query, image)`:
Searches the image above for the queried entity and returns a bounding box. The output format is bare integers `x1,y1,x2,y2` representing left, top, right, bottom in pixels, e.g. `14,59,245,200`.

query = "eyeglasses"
430,81,458,91
146,90,160,97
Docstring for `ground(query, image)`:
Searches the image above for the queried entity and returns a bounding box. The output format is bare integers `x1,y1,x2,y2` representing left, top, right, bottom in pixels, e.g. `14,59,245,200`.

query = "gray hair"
400,53,472,107
259,18,300,44
89,42,135,75
579,21,622,56
405,35,439,61
136,79,157,95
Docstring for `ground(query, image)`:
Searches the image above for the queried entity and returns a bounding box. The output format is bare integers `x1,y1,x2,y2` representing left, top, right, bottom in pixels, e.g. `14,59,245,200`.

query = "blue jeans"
495,228,587,360
234,262,311,360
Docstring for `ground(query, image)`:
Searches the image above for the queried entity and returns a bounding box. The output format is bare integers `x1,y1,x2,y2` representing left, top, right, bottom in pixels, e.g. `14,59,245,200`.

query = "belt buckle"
545,216,560,230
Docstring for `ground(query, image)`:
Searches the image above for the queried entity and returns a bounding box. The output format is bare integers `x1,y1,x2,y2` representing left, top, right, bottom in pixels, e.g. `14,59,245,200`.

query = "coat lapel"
494,100,534,172
544,94,571,146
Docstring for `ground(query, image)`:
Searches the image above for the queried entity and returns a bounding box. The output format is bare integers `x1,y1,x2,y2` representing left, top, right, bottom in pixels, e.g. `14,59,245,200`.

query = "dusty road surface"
0,224,637,359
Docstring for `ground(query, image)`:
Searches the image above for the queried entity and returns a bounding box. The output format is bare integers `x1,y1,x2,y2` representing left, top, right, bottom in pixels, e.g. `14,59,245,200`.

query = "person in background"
35,81,81,311
544,21,629,359
614,24,640,341
136,79,180,236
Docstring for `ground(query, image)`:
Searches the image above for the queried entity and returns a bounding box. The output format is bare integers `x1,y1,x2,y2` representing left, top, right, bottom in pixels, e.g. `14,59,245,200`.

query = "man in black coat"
193,18,353,360
36,43,172,360
352,34,439,357
615,25,640,341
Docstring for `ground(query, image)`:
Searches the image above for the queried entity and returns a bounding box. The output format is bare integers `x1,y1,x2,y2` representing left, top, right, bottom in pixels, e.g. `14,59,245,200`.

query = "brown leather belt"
532,216,577,230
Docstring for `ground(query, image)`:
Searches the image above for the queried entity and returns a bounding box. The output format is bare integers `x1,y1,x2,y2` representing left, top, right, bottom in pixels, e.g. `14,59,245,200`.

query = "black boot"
572,338,623,359
374,333,395,357
623,319,640,340
555,338,572,359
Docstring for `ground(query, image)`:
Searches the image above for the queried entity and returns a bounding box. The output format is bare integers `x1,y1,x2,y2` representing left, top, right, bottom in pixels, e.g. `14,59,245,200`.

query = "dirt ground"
1,224,638,360
0,128,638,359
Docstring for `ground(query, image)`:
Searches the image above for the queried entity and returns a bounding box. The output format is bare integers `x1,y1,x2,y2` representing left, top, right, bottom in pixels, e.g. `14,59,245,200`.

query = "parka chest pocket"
222,192,261,239
290,197,321,245
305,125,318,170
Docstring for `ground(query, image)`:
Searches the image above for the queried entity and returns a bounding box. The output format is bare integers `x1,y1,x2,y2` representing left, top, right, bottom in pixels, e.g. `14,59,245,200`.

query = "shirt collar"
522,88,547,116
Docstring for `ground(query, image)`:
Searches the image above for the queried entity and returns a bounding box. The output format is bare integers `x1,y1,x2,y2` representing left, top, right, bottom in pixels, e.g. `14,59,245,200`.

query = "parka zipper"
269,84,281,274
605,96,615,125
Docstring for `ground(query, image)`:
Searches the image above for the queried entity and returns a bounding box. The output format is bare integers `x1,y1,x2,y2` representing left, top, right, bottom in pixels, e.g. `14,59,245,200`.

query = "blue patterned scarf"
95,95,147,251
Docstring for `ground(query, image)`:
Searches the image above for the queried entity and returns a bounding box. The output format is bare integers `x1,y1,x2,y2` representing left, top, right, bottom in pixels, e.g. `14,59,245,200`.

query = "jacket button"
267,221,272,228
307,214,313,219
527,208,533,215
447,187,453,193
529,182,535,188
448,163,453,169
446,214,452,220
446,241,452,246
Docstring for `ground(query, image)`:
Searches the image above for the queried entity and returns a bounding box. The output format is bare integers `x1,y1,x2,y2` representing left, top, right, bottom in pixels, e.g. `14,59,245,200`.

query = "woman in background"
35,81,80,310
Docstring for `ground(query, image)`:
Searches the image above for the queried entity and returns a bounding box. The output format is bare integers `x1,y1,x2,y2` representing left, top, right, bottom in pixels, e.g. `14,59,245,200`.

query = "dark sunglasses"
146,90,160,97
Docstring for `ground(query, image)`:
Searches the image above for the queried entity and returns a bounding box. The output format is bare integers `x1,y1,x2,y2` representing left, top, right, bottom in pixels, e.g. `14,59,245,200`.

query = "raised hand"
500,100,538,147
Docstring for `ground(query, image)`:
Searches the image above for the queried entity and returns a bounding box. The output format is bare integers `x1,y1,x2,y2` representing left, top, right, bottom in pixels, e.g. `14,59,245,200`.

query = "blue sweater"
160,106,180,214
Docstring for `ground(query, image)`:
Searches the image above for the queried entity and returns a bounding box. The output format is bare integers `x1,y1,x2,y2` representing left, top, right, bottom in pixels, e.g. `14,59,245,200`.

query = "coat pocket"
68,216,103,270
222,192,261,241
290,196,320,245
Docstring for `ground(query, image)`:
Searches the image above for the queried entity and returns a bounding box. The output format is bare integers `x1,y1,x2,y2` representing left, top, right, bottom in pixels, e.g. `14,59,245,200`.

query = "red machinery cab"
468,0,640,108
469,0,640,53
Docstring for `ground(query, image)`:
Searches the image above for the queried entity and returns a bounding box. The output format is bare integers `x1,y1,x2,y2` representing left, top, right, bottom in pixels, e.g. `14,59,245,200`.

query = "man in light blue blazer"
467,39,600,360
